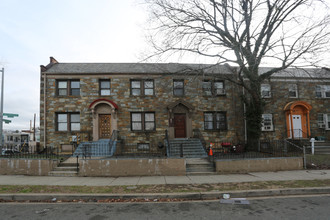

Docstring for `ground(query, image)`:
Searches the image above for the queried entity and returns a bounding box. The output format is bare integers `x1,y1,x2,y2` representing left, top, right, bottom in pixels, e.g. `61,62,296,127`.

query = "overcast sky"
0,0,148,130
0,0,329,131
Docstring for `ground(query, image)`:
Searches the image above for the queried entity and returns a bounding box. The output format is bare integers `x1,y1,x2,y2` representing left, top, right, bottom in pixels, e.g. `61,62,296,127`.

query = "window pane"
174,89,184,96
262,114,273,130
132,89,141,96
204,113,213,122
132,122,142,130
205,122,213,130
174,81,183,88
71,88,80,96
71,123,80,131
203,81,212,95
145,113,154,122
58,114,67,123
132,113,142,122
174,80,184,96
315,86,322,97
71,114,80,123
144,80,154,88
214,82,223,89
100,81,110,89
58,81,67,89
317,113,325,124
288,84,297,97
214,82,224,95
58,89,67,96
145,122,155,130
131,81,141,88
144,88,154,95
261,84,271,97
203,81,211,89
326,91,330,98
71,81,80,88
58,123,67,131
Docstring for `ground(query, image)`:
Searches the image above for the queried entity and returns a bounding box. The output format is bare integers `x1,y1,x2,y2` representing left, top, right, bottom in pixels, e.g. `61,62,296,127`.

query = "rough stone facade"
40,58,330,153
261,77,330,140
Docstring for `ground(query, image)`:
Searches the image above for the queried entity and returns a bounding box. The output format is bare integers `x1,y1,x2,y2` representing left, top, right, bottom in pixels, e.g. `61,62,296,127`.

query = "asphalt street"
0,195,330,220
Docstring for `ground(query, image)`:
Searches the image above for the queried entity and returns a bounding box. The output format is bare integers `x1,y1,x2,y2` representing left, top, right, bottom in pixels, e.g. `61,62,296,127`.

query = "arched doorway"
89,99,118,141
167,100,194,139
284,101,312,139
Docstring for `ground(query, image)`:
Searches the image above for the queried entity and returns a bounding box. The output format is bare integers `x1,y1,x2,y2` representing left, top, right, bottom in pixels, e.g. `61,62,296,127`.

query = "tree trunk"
244,81,264,150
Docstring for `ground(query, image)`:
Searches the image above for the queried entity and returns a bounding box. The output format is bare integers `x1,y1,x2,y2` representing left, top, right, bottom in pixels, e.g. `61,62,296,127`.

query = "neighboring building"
22,127,41,152
40,57,330,153
3,130,29,151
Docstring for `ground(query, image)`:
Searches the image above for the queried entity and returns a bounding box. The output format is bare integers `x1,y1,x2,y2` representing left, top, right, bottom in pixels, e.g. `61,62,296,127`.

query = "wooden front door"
99,114,111,139
174,114,186,138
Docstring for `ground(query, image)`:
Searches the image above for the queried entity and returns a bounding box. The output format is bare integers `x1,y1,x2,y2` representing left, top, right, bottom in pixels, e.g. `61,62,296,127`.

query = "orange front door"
99,114,111,139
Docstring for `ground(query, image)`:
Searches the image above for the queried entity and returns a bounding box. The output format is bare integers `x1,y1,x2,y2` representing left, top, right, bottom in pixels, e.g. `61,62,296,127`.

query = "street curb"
1,187,330,202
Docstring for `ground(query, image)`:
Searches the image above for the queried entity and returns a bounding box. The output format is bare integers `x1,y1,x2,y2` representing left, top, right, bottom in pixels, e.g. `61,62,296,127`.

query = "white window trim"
261,114,274,131
288,84,298,98
318,113,330,130
316,85,330,98
261,84,271,98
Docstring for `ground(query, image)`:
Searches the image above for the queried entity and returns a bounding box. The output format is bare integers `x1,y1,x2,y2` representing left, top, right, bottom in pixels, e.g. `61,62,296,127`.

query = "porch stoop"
168,138,208,158
73,139,116,157
314,141,330,154
186,158,216,175
48,157,79,177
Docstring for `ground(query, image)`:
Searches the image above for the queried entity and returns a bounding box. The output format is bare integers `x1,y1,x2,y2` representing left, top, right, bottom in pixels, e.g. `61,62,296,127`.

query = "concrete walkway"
1,170,330,186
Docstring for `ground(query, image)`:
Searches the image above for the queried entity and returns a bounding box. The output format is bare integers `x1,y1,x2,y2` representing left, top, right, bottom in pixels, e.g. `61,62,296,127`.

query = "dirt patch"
1,179,330,195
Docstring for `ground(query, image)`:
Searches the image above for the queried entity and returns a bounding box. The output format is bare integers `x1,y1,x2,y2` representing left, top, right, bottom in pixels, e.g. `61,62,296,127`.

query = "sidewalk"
1,170,330,202
0,170,330,186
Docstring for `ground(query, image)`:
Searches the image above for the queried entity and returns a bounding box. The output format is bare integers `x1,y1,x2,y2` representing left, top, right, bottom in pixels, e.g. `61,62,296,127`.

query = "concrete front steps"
48,157,79,177
186,158,216,175
169,139,208,158
314,142,330,154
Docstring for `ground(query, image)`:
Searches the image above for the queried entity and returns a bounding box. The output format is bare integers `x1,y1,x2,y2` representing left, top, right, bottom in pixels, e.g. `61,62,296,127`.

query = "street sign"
3,119,11,124
3,113,19,118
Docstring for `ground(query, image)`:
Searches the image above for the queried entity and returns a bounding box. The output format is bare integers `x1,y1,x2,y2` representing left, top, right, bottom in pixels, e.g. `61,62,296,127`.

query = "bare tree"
144,0,330,144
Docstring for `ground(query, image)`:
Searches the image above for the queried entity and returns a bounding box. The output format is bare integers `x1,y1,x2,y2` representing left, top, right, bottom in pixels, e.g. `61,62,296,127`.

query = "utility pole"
0,68,4,148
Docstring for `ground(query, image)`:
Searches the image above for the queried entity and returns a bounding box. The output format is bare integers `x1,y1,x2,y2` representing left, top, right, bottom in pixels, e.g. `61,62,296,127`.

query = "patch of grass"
0,179,330,194
306,154,330,167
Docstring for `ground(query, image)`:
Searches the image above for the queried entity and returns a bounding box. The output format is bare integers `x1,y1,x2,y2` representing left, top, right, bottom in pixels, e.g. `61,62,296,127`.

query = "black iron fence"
212,139,303,160
0,146,71,160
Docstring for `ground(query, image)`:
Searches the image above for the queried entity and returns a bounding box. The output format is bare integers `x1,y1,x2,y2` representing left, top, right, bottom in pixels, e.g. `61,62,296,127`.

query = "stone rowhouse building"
40,57,330,152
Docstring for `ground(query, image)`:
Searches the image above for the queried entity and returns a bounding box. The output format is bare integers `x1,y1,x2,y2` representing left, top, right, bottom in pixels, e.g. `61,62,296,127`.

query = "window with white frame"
261,84,271,98
214,81,225,95
316,85,330,98
288,84,298,98
317,113,330,130
261,114,274,131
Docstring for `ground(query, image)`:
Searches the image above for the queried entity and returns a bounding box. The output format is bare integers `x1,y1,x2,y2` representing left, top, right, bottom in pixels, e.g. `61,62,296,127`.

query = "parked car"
1,149,20,156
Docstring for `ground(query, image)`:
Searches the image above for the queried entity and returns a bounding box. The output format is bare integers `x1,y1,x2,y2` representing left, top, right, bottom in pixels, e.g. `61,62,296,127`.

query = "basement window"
137,143,150,151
